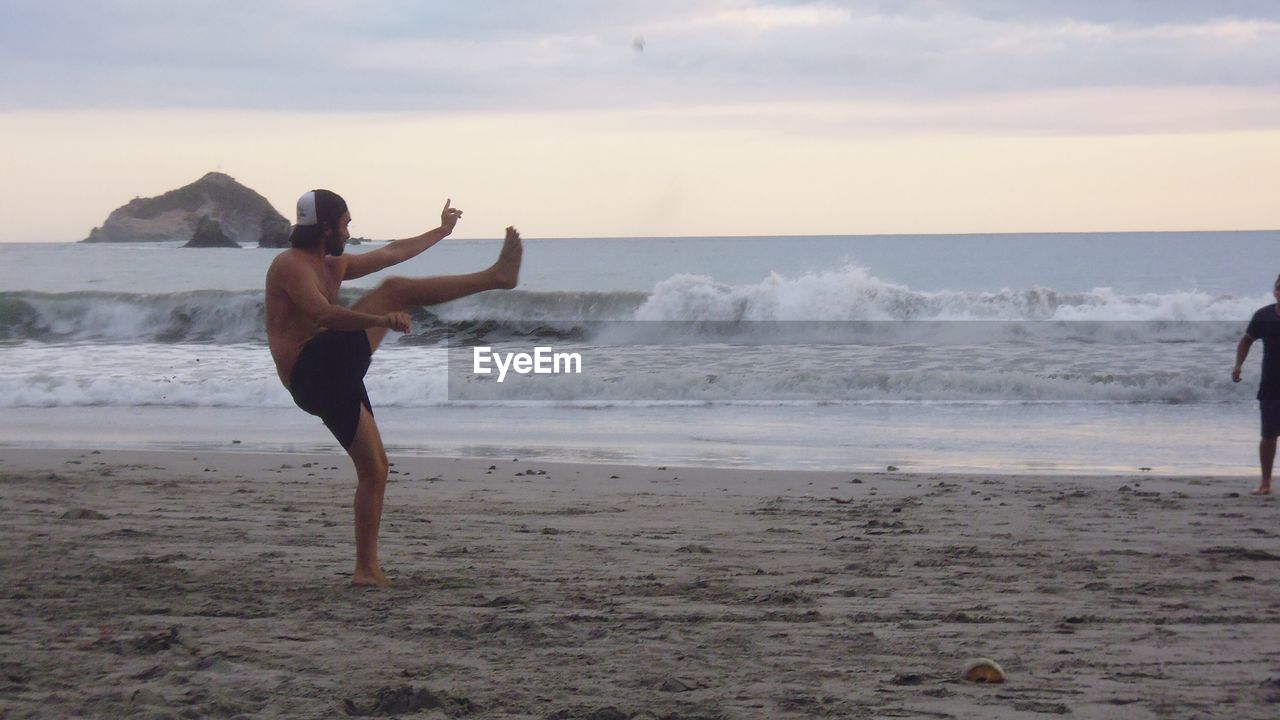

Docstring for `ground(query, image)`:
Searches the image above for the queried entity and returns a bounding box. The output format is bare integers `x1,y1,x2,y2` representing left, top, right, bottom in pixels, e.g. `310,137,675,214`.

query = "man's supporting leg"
346,404,391,585
1256,436,1275,495
353,228,522,351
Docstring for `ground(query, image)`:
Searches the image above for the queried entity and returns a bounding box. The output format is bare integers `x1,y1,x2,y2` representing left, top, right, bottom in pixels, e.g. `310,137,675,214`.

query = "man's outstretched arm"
344,199,463,280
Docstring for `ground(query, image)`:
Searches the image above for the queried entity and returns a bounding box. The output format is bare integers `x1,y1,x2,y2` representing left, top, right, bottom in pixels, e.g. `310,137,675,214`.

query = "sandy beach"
1,447,1278,719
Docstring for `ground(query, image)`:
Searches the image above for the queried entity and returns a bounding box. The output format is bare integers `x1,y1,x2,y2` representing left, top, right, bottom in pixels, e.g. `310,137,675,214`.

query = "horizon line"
7,227,1278,245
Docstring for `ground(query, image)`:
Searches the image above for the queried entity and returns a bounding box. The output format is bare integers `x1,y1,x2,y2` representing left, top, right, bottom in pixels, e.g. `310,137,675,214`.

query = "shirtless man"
265,189,521,585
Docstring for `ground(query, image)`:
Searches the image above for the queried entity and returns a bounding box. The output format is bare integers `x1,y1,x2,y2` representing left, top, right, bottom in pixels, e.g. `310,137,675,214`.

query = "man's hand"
382,312,412,333
441,199,463,236
1233,365,1243,383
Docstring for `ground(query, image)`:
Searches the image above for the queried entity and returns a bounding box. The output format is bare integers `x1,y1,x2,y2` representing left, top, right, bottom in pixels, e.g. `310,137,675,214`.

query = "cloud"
884,0,1280,25
2,0,1279,132
698,2,853,31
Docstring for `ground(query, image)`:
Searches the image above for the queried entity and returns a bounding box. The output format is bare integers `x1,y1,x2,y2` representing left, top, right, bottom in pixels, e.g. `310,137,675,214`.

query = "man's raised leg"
354,227,523,351
346,404,391,586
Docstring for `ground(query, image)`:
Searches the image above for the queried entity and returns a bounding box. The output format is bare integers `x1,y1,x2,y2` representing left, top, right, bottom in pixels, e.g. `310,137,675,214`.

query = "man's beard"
324,234,346,256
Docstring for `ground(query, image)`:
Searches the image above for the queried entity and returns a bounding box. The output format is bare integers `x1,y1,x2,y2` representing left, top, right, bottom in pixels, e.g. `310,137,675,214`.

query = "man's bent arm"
1235,335,1254,382
276,263,393,331
315,305,392,332
1237,335,1254,367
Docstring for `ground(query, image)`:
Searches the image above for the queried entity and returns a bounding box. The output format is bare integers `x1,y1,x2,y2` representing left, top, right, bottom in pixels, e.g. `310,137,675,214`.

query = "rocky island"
82,172,291,248
183,216,241,248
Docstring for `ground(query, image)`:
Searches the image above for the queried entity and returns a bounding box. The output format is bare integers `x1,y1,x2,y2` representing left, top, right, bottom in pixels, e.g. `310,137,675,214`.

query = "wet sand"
1,447,1278,719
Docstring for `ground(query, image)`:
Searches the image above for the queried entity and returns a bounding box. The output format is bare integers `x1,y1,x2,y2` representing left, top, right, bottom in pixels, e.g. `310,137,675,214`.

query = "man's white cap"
295,191,320,227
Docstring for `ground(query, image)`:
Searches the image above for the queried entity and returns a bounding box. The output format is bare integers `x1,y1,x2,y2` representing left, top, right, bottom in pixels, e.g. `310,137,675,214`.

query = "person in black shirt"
1233,275,1280,495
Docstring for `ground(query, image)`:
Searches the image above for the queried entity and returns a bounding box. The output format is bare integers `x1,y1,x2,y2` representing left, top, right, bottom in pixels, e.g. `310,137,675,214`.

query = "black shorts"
1261,399,1280,440
288,330,373,450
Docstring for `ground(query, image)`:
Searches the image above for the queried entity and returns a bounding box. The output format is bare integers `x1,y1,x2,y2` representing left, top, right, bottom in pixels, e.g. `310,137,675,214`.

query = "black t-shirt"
1246,304,1280,400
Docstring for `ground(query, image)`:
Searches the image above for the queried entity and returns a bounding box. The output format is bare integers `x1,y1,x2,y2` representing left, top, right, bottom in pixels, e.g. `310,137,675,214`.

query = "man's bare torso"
265,251,346,386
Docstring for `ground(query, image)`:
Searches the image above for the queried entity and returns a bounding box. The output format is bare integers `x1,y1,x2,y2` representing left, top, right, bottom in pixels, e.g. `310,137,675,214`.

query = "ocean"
1,231,1275,475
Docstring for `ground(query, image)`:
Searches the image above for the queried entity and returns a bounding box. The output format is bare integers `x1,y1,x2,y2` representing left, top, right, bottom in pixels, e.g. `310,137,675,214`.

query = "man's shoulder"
265,250,293,282
266,250,319,288
1248,304,1279,340
267,248,295,269
323,254,349,274
269,249,325,274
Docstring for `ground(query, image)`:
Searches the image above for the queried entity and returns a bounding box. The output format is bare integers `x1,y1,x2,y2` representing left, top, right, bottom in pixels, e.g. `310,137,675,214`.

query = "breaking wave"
0,264,1262,345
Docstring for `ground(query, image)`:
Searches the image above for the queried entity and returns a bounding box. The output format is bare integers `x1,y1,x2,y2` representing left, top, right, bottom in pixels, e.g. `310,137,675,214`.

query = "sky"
1,0,1278,241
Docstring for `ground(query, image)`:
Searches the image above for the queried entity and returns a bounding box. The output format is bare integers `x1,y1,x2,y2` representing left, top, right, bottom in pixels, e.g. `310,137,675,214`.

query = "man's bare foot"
1251,485,1272,496
490,226,522,290
352,568,391,587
